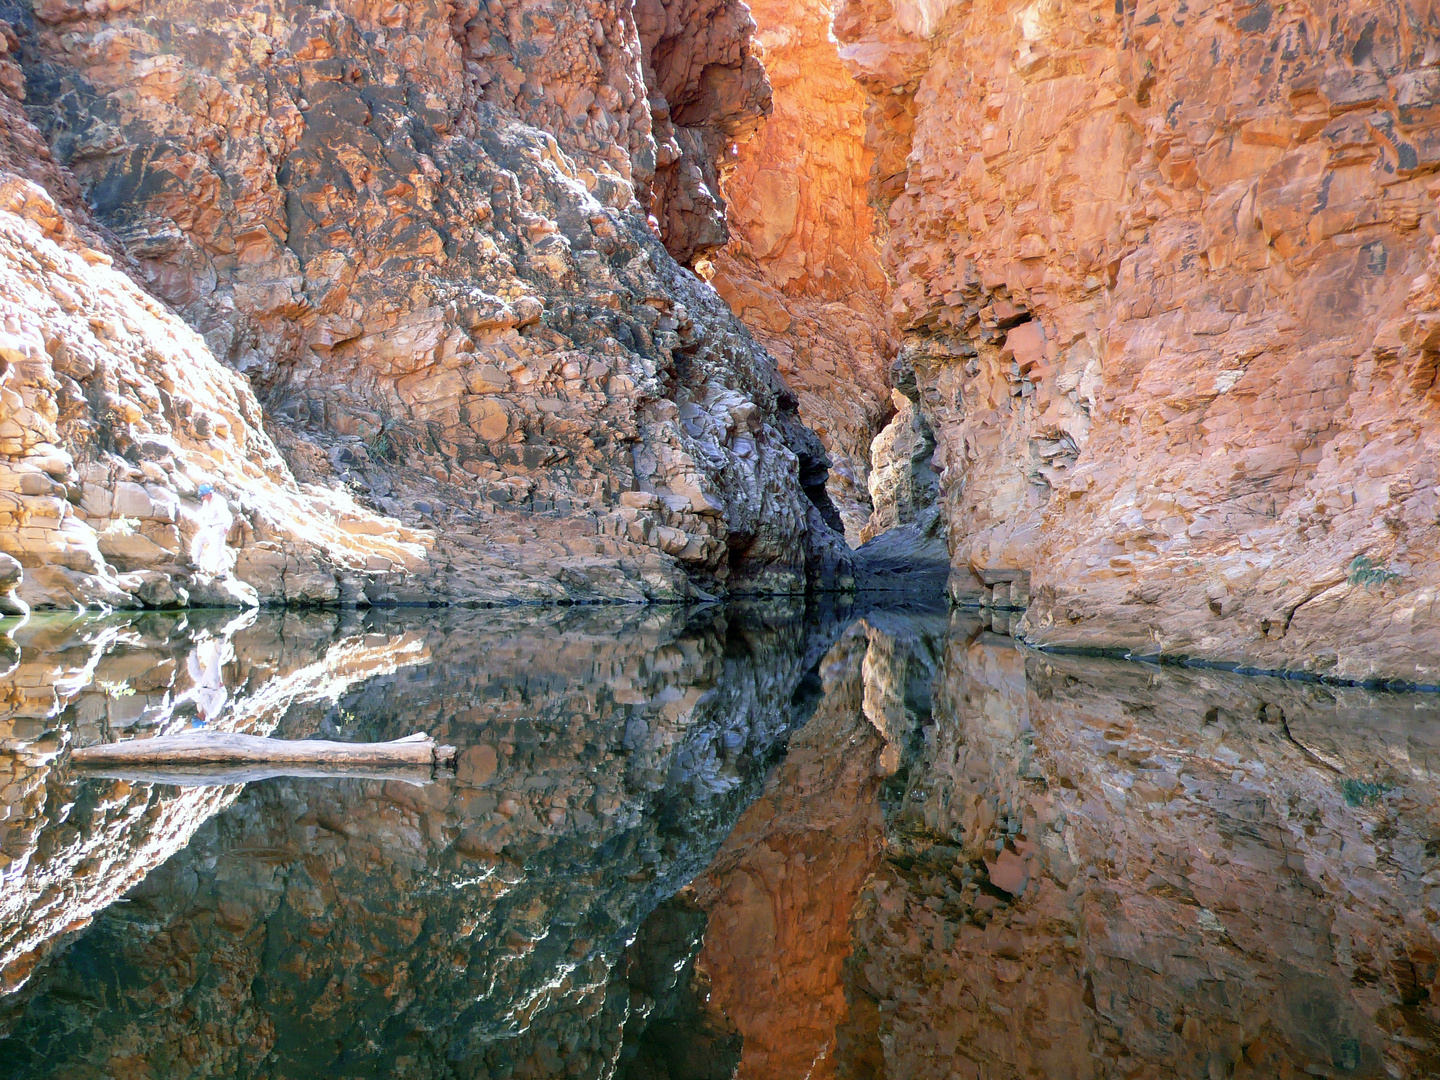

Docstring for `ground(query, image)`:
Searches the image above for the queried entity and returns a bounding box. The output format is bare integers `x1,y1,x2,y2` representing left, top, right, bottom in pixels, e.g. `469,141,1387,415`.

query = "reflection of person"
186,635,231,727
189,483,235,577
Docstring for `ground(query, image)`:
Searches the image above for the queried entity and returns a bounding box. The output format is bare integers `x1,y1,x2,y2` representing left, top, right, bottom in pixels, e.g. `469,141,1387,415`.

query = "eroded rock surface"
835,0,1440,679
0,163,435,609
708,0,895,544
0,0,847,608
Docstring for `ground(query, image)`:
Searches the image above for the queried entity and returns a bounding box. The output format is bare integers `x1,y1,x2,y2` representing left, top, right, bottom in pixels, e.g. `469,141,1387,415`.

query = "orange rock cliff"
0,0,851,611
3,0,1440,681
831,0,1440,682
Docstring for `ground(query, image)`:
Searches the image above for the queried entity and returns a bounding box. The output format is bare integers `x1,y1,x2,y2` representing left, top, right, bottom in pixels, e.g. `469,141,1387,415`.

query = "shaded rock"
2,0,843,605
0,553,24,617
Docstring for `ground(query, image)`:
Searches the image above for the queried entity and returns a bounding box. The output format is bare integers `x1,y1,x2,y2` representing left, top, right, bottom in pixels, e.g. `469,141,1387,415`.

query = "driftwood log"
71,732,457,786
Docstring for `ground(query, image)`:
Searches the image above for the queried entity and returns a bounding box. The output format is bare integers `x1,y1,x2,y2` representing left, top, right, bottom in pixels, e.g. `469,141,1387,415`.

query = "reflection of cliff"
693,610,944,1079
0,603,846,1078
834,622,1440,1079
655,609,1440,1078
0,610,424,998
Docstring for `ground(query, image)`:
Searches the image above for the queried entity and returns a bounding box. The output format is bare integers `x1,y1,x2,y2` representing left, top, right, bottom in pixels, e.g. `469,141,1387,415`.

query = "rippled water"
0,602,1437,1078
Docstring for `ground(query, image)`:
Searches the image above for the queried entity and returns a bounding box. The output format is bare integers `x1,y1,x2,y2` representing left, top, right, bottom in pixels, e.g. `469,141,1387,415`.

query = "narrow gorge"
1,0,1435,682
4,1,1440,1076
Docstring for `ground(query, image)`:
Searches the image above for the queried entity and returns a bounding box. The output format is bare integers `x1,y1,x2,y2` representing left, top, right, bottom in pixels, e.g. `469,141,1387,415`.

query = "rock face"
0,0,849,609
708,0,895,545
0,160,433,609
835,0,1440,679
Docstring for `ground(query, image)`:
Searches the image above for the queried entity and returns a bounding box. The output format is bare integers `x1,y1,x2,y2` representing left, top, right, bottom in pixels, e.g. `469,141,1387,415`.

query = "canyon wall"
0,85,435,609
836,0,1440,680
0,0,851,610
708,0,896,544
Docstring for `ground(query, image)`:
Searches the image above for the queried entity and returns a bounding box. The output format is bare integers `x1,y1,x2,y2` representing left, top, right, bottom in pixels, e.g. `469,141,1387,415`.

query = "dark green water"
0,602,1437,1078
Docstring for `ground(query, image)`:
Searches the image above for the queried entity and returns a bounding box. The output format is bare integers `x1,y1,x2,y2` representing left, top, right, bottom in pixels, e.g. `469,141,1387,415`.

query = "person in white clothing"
190,483,236,577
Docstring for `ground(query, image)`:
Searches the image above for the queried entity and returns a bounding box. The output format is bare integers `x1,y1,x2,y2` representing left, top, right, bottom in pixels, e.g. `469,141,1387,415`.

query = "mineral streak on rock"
0,0,848,610
834,0,1440,679
709,0,897,545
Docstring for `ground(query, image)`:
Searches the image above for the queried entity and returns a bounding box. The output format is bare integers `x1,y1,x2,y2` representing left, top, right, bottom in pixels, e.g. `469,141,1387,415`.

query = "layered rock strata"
708,0,896,544
836,0,1440,679
0,0,849,609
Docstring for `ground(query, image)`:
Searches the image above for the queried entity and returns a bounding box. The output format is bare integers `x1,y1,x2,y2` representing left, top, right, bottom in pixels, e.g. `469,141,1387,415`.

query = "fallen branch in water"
71,731,457,781
69,763,441,786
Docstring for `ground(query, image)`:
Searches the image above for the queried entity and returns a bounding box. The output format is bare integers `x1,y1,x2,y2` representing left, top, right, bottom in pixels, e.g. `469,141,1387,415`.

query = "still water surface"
0,601,1437,1078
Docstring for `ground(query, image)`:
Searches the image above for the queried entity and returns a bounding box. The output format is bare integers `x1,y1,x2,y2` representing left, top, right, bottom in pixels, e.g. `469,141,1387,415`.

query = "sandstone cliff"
708,0,897,544
0,0,850,610
835,0,1440,680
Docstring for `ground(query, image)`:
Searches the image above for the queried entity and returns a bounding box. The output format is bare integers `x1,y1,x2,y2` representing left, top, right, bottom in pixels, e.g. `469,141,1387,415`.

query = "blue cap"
197,483,214,496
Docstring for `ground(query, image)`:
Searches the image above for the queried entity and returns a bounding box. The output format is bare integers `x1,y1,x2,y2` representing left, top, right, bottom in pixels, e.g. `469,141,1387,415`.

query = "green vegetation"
1347,555,1402,589
1340,778,1394,807
365,410,420,463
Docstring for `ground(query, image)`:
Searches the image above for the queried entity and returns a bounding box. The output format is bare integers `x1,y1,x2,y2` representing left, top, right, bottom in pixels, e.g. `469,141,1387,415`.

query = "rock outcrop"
835,0,1440,679
0,0,850,610
0,157,433,608
708,0,896,544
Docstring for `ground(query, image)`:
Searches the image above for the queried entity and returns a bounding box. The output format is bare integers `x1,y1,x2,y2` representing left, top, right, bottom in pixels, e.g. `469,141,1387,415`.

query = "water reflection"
695,616,1440,1079
1,606,1438,1078
0,602,845,1078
